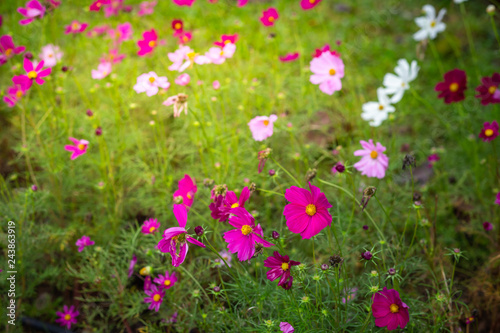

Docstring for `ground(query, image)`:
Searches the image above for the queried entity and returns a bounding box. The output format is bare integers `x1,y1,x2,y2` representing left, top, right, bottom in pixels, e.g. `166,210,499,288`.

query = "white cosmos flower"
413,5,446,41
454,0,467,3
382,59,419,103
361,88,395,127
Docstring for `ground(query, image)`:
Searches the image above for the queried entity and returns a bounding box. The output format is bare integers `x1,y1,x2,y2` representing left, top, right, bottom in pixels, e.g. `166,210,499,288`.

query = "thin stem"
491,16,500,51
178,265,212,304
271,157,301,187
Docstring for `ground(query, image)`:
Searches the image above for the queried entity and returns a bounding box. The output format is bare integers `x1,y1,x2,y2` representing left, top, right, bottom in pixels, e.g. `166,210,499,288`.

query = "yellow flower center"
148,40,156,48
370,150,378,159
175,23,181,30
48,53,53,58
231,203,239,208
281,262,289,271
309,0,316,3
305,204,316,216
224,40,230,44
485,129,494,137
182,36,188,42
164,280,171,286
430,20,436,27
269,16,275,22
77,144,85,150
329,69,336,75
149,76,155,83
378,105,384,110
64,314,71,320
187,193,192,199
149,226,156,233
72,22,80,30
489,86,497,94
449,83,459,92
27,71,37,79
16,90,23,98
153,294,161,302
390,304,399,313
263,120,270,126
241,225,252,235
186,52,197,61
220,51,224,56
5,48,12,56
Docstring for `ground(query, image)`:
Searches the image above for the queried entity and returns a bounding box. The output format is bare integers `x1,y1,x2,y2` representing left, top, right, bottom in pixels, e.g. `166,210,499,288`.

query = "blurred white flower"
413,5,446,41
361,88,395,127
382,59,419,103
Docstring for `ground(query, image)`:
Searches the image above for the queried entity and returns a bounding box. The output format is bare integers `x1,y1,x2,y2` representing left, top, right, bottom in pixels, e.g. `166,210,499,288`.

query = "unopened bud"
487,5,496,15
195,226,204,236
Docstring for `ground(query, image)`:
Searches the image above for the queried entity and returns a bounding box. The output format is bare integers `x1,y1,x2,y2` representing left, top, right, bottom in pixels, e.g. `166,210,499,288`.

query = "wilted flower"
360,186,377,211
402,154,416,170
163,93,188,117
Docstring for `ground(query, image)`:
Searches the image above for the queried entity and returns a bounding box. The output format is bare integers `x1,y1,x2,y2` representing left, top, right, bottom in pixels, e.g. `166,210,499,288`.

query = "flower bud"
95,127,102,136
487,4,496,15
388,268,396,275
321,264,329,271
361,251,373,260
272,231,280,239
268,169,276,176
213,286,221,292
24,52,33,59
305,168,317,182
335,163,345,173
195,226,204,236
362,225,369,230
86,109,93,117
31,184,38,191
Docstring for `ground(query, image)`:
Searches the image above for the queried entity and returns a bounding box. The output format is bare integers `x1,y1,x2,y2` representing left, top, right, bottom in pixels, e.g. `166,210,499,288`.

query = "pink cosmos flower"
238,0,248,7
48,0,61,8
213,80,221,90
479,121,499,142
214,249,232,267
264,251,300,287
64,137,88,160
142,218,160,234
301,0,322,10
280,322,295,333
200,43,236,65
172,19,184,33
163,93,188,117
279,52,299,62
91,62,112,80
144,284,164,312
39,44,62,68
0,35,25,65
157,204,206,267
134,72,170,96
248,114,278,141
353,140,389,179
175,73,190,86
210,187,251,222
75,235,95,252
65,21,88,34
342,287,358,303
108,22,132,43
168,45,195,72
173,0,195,6
261,8,279,26
101,49,125,64
89,0,110,11
3,83,29,107
214,34,238,47
372,287,410,331
104,0,124,17
496,192,500,205
137,29,158,56
310,51,345,95
12,58,52,89
427,154,439,168
55,305,79,329
143,276,152,291
153,270,177,290
283,182,333,239
173,174,197,208
128,254,137,278
86,25,110,37
18,0,45,25
312,44,341,58
223,207,274,261
174,30,193,44
138,1,157,16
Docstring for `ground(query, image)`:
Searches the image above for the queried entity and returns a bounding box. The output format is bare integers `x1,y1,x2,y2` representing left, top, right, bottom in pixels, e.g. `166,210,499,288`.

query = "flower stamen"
305,204,317,216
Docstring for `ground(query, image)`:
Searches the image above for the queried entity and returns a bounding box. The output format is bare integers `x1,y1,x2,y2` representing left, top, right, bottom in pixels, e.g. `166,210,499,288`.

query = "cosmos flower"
174,30,193,44
214,249,232,267
214,34,238,47
89,0,110,11
309,51,345,95
86,25,110,37
13,58,52,89
65,21,88,34
361,88,395,127
210,187,251,222
144,285,164,312
312,44,340,58
175,73,191,86
264,251,300,287
199,43,236,65
153,270,177,290
248,115,278,141
142,218,160,234
167,45,195,71
75,235,95,252
372,287,410,331
108,22,132,43
173,0,195,6
496,192,500,205
163,93,188,117
435,69,467,104
55,305,79,329
0,35,25,65
157,204,206,267
137,29,158,56
128,254,137,278
478,121,499,142
301,0,322,10
213,80,221,90
483,222,493,231
382,59,419,103
64,137,89,160
3,83,29,107
279,52,299,62
101,49,125,64
280,322,295,333
475,73,500,105
91,62,112,80
261,8,279,26
103,0,124,17
171,19,184,32
413,5,446,41
39,44,62,67
223,207,274,261
133,72,170,96
342,287,358,303
138,1,157,16
173,174,197,208
237,0,248,6
17,0,46,25
427,154,439,168
353,140,389,179
283,182,333,239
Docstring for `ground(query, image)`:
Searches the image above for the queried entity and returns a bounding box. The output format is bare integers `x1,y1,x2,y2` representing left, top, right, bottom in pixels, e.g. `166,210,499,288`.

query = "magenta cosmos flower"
264,251,300,287
435,69,467,104
353,140,389,179
153,270,177,290
89,0,110,11
372,287,410,331
279,52,299,62
280,322,295,333
173,174,197,208
479,121,499,142
144,284,164,312
427,154,439,168
173,0,195,6
248,114,278,141
210,186,251,222
3,82,29,107
103,0,124,17
142,218,160,234
483,222,493,231
301,0,322,10
496,192,500,205
65,21,88,34
18,0,45,25
157,204,205,267
64,137,88,160
13,58,52,89
128,254,137,278
134,72,170,96
475,73,500,105
223,207,274,261
283,182,333,239
138,1,157,16
310,51,345,95
261,8,279,26
55,305,79,329
238,0,248,6
174,30,193,44
214,34,238,47
0,35,25,65
137,29,158,56
101,49,125,64
75,235,95,252
108,22,132,43
313,44,340,58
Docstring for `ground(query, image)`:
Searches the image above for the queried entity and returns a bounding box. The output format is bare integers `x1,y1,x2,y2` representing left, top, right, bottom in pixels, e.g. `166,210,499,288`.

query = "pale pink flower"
134,71,170,96
175,73,190,86
86,25,109,37
163,93,188,117
213,80,220,90
200,43,236,65
39,44,62,67
353,140,389,179
18,0,45,25
310,51,344,95
248,115,278,141
108,22,132,43
138,1,157,16
91,62,112,80
101,49,125,64
167,45,195,72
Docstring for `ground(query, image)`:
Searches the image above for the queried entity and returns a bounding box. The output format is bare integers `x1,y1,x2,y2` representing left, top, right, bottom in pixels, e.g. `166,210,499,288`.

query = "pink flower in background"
427,154,439,168
134,71,170,96
214,249,232,267
353,140,389,179
87,25,109,37
310,51,345,95
301,0,322,10
65,21,88,34
197,44,236,65
101,49,125,64
48,0,61,7
313,44,340,58
75,235,95,252
279,52,299,62
280,322,295,333
0,35,25,65
237,0,248,7
483,222,493,231
173,0,195,6
479,121,499,142
475,73,500,105
210,187,251,222
137,29,158,56
261,8,279,26
372,287,410,331
213,80,220,90
128,254,137,277
157,204,206,267
264,251,300,287
174,30,193,44
143,276,152,291
153,271,177,290
342,288,358,303
144,285,164,312
91,62,112,79
18,0,45,25
138,1,157,16
248,114,278,141
3,83,29,107
172,19,184,33
496,192,500,205
214,34,238,47
168,45,194,71
163,93,188,117
64,137,89,160
104,0,124,17
142,218,160,234
173,174,197,208
283,182,333,239
12,58,52,89
109,22,132,42
39,44,62,67
223,207,274,261
55,305,79,329
89,0,110,11
175,73,190,86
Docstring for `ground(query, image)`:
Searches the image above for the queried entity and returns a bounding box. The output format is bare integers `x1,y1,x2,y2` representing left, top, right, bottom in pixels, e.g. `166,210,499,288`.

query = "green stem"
271,157,301,187
491,16,500,51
